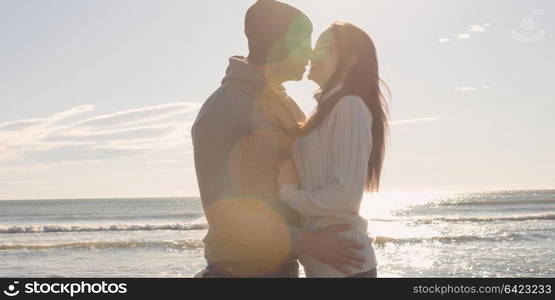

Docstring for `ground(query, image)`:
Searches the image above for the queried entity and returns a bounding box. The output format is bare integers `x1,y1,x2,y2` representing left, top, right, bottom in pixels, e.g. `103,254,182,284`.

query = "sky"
0,0,554,200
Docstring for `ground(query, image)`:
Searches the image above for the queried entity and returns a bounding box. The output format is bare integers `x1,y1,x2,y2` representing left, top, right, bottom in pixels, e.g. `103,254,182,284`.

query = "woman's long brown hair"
300,22,390,192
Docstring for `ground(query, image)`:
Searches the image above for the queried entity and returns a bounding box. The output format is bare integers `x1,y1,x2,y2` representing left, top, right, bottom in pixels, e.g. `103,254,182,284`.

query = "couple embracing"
192,0,389,278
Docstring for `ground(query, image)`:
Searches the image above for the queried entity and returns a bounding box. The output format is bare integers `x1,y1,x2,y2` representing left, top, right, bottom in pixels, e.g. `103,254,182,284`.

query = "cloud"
0,105,95,131
439,22,491,43
0,104,450,170
46,124,178,143
0,102,200,166
456,33,472,40
68,102,197,130
0,119,47,131
48,105,97,124
456,86,490,92
456,87,478,92
465,22,491,35
468,25,486,33
389,116,448,125
438,38,451,44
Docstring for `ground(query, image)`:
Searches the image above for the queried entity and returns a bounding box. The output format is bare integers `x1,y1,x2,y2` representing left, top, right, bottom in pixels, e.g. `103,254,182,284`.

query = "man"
192,0,365,277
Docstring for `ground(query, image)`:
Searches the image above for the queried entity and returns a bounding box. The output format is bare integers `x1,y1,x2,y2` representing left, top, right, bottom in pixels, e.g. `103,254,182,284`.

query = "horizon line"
1,187,554,201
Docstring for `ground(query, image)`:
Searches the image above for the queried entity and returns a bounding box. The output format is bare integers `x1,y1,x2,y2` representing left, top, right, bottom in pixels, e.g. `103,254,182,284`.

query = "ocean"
1,190,554,277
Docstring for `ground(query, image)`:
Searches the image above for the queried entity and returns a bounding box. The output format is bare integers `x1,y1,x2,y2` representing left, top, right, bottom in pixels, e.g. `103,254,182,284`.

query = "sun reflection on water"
357,192,445,277
360,192,442,239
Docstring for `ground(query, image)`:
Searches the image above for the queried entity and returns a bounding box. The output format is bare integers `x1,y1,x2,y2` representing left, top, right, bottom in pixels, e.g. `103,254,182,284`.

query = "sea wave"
0,222,208,234
374,232,550,245
0,240,203,251
371,212,555,224
414,212,555,224
2,232,548,251
437,199,555,207
0,212,204,220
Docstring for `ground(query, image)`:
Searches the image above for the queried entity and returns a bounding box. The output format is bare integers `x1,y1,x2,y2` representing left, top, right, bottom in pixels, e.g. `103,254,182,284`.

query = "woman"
277,21,389,278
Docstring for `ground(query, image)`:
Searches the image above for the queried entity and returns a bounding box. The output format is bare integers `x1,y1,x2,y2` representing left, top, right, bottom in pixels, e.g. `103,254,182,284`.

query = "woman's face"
308,29,338,88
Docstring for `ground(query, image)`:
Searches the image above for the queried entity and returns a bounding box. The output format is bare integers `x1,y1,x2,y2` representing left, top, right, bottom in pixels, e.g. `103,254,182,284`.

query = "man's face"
274,37,312,82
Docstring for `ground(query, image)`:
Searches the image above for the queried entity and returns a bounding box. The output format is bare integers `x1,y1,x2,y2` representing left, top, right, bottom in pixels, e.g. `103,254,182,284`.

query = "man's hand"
298,224,366,276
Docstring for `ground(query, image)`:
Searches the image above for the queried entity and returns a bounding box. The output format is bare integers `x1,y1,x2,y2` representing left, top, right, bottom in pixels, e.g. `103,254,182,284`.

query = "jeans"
197,260,299,278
